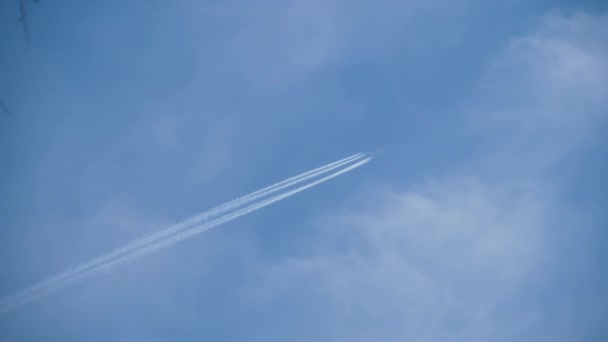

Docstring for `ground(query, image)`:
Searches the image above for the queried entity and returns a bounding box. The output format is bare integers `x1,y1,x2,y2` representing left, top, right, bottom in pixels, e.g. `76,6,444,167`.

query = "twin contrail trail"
6,152,366,306
0,153,373,314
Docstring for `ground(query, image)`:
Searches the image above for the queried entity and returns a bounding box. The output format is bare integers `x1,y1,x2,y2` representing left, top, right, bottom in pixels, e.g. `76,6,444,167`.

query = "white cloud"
245,178,548,341
241,11,608,341
470,12,608,175
188,0,469,90
186,0,360,88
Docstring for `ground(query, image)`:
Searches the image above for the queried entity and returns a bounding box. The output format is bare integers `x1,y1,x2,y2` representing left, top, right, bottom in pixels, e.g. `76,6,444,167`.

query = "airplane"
368,146,388,157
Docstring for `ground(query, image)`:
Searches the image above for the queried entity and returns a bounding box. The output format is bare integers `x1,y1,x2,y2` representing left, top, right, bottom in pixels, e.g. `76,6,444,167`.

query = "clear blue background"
1,1,607,341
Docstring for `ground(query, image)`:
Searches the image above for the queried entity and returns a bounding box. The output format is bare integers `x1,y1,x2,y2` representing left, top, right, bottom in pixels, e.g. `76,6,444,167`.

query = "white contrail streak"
127,152,367,249
0,153,366,310
0,155,372,313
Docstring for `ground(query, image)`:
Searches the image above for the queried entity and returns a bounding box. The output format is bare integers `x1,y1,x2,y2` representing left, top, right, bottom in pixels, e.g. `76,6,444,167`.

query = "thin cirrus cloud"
240,12,608,342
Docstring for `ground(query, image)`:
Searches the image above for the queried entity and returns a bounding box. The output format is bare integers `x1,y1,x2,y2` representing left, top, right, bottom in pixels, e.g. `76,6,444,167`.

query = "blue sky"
1,0,607,340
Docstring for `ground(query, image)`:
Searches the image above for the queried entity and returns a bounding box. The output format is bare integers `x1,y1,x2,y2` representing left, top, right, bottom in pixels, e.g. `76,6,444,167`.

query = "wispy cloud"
241,12,608,342
470,12,608,175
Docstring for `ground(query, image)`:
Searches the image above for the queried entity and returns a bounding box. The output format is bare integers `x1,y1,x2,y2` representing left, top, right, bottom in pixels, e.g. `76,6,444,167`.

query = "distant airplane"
370,146,388,156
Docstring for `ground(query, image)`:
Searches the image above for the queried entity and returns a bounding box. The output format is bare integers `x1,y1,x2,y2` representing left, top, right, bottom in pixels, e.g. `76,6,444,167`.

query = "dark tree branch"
17,0,40,45
17,0,30,45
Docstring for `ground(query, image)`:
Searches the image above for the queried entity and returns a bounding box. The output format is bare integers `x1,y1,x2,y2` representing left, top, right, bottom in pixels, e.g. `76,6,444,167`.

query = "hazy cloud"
242,12,608,342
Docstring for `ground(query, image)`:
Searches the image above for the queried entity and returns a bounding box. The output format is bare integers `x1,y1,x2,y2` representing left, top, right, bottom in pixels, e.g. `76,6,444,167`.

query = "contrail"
129,152,367,249
0,154,372,313
0,152,367,311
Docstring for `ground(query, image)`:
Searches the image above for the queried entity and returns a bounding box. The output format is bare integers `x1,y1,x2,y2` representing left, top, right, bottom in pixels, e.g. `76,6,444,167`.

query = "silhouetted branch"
17,0,30,45
17,0,40,45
